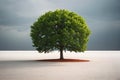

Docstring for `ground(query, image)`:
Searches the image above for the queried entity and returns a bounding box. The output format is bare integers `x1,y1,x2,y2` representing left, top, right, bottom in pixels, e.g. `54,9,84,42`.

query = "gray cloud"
0,0,120,50
0,26,34,50
87,19,120,50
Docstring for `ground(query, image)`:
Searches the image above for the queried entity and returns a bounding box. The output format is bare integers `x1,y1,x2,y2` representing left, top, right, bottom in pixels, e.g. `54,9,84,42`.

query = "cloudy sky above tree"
0,0,120,50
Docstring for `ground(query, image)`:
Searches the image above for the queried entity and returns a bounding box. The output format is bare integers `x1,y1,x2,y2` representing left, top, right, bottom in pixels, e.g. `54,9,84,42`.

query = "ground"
0,51,120,80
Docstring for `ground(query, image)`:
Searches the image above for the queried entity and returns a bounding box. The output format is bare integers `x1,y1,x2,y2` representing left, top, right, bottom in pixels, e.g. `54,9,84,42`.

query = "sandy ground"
0,51,120,80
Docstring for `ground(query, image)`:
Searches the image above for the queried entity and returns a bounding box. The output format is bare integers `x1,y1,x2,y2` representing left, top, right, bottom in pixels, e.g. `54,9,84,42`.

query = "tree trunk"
60,46,64,60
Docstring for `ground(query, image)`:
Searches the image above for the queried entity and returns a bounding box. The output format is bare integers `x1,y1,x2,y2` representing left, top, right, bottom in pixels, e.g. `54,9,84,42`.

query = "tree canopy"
31,9,91,59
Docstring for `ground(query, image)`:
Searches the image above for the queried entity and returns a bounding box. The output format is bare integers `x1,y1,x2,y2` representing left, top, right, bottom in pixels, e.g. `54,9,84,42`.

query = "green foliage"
31,9,91,53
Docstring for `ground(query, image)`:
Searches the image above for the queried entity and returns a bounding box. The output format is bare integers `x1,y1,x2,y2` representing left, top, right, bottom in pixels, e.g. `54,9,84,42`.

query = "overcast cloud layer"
0,0,120,50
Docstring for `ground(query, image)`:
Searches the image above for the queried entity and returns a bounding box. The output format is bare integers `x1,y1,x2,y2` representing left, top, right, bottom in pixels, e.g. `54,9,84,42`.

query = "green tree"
31,9,91,60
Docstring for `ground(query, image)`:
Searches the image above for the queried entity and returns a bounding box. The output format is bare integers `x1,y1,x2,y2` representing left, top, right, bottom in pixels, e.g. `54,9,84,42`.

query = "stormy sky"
0,0,120,50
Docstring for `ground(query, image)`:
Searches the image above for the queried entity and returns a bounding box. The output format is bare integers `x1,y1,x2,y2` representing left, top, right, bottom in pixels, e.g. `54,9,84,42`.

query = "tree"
31,9,91,60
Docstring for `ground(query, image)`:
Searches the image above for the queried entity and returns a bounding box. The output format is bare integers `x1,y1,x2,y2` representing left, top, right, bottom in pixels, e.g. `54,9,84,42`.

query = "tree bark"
60,46,64,60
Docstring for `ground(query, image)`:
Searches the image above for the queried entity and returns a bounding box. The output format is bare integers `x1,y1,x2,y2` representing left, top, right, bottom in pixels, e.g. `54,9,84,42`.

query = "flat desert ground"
0,51,120,80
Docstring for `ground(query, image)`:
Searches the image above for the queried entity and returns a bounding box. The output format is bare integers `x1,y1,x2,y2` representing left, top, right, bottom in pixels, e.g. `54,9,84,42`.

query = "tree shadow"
0,60,60,69
36,59,90,62
0,59,90,69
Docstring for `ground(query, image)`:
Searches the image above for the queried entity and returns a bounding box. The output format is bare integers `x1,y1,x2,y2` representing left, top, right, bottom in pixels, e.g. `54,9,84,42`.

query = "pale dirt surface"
0,51,120,80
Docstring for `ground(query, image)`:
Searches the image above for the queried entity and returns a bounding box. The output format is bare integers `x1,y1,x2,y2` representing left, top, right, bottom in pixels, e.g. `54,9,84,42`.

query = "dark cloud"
81,0,120,50
88,21,120,50
0,10,35,27
78,0,120,21
0,26,34,50
0,0,120,50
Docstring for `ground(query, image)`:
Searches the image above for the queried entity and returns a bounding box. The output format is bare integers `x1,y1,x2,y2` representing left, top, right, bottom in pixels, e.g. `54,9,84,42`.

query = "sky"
0,0,120,50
